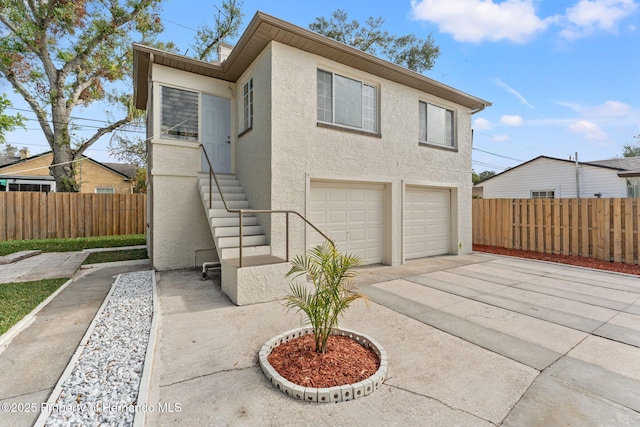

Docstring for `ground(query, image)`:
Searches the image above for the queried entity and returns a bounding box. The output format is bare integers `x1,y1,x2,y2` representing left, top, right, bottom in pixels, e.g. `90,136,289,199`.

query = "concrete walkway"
0,252,89,282
0,263,149,427
147,253,640,426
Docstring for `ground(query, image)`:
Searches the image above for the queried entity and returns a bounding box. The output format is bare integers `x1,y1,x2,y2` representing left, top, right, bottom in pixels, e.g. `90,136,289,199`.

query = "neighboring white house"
133,11,490,304
475,155,640,199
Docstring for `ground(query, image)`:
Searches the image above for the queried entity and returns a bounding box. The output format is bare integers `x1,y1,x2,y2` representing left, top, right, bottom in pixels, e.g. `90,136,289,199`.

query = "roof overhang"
618,171,640,177
134,11,491,112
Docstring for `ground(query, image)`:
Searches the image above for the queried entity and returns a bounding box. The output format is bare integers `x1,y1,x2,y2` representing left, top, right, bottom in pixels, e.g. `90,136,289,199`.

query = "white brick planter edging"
258,327,387,403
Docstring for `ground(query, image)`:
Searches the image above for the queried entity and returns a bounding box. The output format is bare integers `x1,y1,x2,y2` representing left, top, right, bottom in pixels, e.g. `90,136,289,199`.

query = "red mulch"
473,245,640,276
267,334,379,388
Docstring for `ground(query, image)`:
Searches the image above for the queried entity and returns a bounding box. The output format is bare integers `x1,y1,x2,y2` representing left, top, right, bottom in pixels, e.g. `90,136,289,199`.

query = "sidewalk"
0,252,90,283
0,263,150,427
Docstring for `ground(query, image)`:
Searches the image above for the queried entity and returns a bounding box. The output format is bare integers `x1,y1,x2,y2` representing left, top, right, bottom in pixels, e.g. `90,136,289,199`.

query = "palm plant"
284,241,363,354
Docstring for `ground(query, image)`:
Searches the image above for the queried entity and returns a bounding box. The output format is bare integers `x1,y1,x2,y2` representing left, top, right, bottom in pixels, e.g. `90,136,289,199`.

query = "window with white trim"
161,86,199,141
242,78,253,132
317,69,377,133
419,101,455,147
95,187,115,194
531,190,555,199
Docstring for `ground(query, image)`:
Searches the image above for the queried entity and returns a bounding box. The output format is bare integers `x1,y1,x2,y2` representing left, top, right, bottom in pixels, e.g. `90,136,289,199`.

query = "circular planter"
258,327,387,403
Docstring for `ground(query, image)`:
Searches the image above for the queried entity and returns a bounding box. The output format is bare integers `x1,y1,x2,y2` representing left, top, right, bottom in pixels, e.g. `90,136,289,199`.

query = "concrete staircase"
198,173,292,305
199,173,271,260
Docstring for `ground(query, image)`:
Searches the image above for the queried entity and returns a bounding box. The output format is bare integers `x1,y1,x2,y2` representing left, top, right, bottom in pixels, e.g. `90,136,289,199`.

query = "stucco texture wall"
235,46,273,241
147,65,227,270
268,42,474,264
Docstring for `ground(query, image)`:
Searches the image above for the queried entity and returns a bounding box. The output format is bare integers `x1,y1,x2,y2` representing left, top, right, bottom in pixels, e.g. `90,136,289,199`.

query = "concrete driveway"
147,253,640,426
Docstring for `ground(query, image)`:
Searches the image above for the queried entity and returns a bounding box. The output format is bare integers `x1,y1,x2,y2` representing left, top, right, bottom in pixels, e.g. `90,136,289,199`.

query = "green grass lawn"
0,278,68,335
83,248,148,265
0,234,146,256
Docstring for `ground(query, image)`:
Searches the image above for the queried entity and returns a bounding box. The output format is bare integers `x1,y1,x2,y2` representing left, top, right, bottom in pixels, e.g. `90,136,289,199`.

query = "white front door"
201,94,231,174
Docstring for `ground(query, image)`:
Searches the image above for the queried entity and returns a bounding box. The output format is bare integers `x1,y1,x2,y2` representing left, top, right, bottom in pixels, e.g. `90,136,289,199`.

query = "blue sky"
2,0,639,172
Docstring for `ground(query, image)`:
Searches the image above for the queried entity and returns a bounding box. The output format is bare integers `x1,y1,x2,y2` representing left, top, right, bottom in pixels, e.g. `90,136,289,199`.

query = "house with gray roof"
475,155,640,199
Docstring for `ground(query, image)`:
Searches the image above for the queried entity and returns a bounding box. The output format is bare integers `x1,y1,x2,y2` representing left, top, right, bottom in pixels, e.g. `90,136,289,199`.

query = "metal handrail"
199,144,334,267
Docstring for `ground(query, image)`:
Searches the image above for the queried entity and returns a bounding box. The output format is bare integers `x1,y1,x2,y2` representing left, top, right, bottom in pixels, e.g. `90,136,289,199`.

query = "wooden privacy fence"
0,192,146,241
473,198,640,265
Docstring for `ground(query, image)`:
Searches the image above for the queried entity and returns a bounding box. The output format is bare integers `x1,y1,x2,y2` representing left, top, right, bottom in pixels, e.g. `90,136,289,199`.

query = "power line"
472,160,509,171
472,147,524,162
163,19,199,32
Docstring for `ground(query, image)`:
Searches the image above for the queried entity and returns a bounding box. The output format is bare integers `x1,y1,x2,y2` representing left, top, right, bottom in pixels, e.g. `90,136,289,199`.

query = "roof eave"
133,11,491,112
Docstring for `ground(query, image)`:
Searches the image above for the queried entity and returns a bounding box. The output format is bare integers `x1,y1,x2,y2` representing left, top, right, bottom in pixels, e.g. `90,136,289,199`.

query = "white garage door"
309,182,385,265
404,187,450,259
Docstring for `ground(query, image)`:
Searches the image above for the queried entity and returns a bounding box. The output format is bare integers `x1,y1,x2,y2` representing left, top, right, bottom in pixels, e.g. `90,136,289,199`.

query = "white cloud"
500,115,524,126
410,0,550,43
568,119,609,140
491,134,511,142
584,100,632,117
474,117,493,130
494,78,535,109
560,0,639,39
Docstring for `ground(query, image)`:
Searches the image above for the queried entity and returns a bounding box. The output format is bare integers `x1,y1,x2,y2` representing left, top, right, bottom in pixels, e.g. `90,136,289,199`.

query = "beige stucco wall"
0,154,133,194
234,45,273,242
268,42,473,264
147,65,226,270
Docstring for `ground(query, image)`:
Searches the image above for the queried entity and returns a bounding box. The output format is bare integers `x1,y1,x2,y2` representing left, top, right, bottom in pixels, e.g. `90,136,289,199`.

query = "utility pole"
575,152,580,198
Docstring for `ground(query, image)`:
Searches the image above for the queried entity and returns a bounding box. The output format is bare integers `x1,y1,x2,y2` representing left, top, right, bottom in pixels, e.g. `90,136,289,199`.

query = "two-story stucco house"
133,12,490,305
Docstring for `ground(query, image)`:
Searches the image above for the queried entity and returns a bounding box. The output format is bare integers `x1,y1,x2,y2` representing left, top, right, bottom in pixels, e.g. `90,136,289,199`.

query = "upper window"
161,86,199,141
531,190,555,199
419,101,454,148
317,69,377,133
242,78,254,132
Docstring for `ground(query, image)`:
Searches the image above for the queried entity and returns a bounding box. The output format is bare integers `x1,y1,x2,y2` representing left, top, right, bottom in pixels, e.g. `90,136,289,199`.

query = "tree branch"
62,0,155,77
2,72,54,145
74,117,132,157
67,75,98,108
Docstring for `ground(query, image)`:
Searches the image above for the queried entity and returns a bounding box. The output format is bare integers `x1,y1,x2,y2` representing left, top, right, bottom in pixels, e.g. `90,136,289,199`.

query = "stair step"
208,208,257,218
201,185,244,194
216,234,267,248
221,245,271,259
214,225,264,238
207,200,250,209
211,216,259,227
202,192,247,201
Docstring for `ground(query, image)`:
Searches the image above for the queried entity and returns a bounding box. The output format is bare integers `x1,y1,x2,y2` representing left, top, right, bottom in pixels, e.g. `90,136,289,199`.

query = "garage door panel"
404,187,450,260
310,182,384,265
329,210,347,224
349,209,366,223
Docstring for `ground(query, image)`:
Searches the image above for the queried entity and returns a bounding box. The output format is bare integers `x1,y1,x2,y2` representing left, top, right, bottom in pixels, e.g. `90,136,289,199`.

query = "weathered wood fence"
473,198,640,264
0,192,146,241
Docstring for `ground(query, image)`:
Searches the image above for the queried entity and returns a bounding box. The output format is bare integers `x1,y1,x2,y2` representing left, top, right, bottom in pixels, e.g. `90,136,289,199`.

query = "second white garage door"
404,187,451,260
309,182,385,265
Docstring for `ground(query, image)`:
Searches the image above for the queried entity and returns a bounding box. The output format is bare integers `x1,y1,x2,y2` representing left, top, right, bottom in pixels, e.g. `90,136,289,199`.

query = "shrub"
284,242,363,354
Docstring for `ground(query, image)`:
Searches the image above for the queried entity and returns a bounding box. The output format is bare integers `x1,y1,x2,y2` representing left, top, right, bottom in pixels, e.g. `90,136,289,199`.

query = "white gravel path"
41,271,154,427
